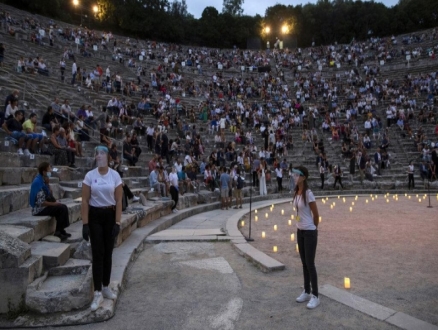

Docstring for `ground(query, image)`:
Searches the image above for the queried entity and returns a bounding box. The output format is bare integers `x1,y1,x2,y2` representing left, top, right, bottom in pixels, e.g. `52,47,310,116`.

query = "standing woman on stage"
292,166,321,309
81,146,123,311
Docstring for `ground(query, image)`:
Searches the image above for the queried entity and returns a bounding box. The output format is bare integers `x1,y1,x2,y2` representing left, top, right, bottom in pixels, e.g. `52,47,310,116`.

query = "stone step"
26,266,93,313
30,241,71,269
0,224,34,244
0,167,38,185
0,201,82,240
0,151,52,168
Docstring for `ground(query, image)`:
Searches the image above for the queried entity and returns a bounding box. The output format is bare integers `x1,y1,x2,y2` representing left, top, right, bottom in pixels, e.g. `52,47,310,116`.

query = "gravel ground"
239,193,438,326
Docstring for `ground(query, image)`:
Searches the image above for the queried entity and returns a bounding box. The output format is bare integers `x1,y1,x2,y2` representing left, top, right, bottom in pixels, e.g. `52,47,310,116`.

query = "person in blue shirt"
29,162,70,240
219,166,231,210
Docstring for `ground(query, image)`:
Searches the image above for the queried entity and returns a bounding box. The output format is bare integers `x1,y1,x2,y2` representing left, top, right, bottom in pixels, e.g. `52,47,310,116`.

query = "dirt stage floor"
239,193,438,326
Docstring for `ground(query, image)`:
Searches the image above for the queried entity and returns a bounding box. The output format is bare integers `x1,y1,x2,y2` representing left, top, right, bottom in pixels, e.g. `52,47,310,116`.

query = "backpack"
237,175,244,189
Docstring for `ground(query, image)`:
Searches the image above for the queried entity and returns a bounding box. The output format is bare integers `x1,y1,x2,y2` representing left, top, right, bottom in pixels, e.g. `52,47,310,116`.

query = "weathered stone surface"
177,193,198,209
0,231,31,269
379,181,395,190
0,186,30,216
72,241,92,261
0,167,38,185
26,267,93,313
48,259,91,276
0,152,21,167
0,267,30,314
30,241,71,269
0,209,56,241
0,224,34,244
19,255,43,285
14,298,115,326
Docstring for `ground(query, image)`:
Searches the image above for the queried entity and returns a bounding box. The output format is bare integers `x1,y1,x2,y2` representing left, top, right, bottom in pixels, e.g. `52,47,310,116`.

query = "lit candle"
355,196,358,201
370,194,373,197
343,198,346,203
296,244,299,252
419,199,421,203
333,202,336,206
291,233,295,241
366,199,368,203
330,205,333,210
288,220,292,225
255,209,258,214
265,213,268,219
293,207,296,211
350,207,353,212
255,216,258,222
281,209,284,215
405,193,407,197
416,194,418,198
372,197,374,201
344,277,351,289
375,195,378,198
262,231,266,238
386,199,389,203
274,225,277,231
352,202,355,206
241,220,245,227
409,196,411,199
326,197,328,200
319,216,322,223
396,197,398,201
338,196,340,199
291,215,294,220
271,204,274,208
273,246,277,252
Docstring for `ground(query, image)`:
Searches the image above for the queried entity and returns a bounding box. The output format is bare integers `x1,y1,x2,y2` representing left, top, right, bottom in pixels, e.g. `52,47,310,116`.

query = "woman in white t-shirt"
292,166,321,310
81,146,123,312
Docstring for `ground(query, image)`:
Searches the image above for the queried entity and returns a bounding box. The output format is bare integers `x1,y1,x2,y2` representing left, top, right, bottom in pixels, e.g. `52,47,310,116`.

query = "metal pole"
247,161,254,242
427,179,433,208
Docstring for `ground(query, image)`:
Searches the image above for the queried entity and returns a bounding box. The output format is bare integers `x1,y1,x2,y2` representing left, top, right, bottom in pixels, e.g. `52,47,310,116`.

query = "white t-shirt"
169,172,178,187
83,168,122,207
293,190,317,230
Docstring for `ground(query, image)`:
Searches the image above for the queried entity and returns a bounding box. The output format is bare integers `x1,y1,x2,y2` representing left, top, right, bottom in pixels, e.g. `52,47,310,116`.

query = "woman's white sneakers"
90,291,103,311
102,286,117,300
296,290,312,303
306,295,320,309
296,291,320,309
91,287,117,311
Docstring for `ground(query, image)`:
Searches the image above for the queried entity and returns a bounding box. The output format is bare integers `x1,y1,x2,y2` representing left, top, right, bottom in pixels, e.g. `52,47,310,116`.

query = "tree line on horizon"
2,0,438,48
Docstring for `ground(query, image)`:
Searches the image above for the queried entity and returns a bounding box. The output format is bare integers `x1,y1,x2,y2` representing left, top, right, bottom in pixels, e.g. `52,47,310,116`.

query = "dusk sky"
185,0,400,19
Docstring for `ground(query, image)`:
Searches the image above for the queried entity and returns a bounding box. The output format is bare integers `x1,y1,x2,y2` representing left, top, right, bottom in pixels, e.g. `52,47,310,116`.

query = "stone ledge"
232,242,285,272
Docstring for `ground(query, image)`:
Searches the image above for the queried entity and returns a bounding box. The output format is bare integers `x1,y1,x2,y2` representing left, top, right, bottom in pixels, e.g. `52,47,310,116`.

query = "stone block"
0,210,56,241
0,224,34,244
0,266,30,314
0,187,30,216
0,231,31,269
48,258,91,276
65,202,82,224
30,241,71,269
176,193,198,209
26,267,93,313
0,152,21,167
20,154,52,168
20,255,43,285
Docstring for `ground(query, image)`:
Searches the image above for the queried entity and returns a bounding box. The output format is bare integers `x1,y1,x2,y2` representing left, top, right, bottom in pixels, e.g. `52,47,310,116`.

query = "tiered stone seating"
0,2,437,322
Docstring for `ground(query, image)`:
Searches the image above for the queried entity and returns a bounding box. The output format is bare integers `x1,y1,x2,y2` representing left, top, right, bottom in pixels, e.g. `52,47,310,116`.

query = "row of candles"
242,194,437,289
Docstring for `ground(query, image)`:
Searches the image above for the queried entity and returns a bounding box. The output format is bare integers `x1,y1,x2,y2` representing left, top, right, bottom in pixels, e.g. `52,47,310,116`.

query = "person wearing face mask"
81,146,123,312
292,166,321,310
30,162,70,240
